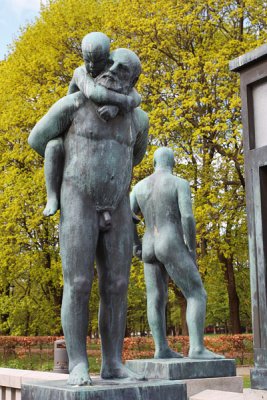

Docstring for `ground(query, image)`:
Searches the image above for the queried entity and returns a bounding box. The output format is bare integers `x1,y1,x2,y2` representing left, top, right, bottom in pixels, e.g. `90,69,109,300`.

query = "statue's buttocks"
63,99,135,211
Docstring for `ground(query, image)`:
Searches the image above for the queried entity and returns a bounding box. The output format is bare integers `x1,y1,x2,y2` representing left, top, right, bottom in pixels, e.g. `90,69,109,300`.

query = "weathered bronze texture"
28,33,149,386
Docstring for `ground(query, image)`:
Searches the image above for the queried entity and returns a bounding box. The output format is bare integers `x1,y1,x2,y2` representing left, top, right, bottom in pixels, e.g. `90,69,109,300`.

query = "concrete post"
230,44,267,390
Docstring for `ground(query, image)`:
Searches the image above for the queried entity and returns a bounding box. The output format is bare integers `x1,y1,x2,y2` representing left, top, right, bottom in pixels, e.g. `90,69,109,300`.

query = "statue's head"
95,48,141,94
81,32,110,78
153,147,175,170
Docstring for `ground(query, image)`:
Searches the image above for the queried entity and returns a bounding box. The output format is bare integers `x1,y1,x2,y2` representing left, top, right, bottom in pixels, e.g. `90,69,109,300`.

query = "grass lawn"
243,375,251,388
0,354,102,373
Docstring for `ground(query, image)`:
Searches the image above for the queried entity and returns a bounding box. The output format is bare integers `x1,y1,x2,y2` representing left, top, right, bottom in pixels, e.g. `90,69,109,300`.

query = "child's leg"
43,138,64,217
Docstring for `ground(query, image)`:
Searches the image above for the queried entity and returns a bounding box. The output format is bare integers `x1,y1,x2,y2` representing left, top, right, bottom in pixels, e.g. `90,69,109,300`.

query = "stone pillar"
230,44,267,390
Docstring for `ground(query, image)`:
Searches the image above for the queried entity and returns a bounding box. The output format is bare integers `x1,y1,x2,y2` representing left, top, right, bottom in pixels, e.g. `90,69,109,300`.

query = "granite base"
125,358,236,380
250,367,267,390
21,377,187,400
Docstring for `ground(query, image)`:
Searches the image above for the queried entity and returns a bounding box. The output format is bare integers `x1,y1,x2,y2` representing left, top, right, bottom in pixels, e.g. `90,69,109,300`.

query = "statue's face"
95,50,139,94
82,49,109,78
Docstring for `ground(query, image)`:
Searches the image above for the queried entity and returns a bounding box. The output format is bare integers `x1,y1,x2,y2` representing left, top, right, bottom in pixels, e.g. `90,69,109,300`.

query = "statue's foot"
68,362,92,386
154,348,183,359
101,364,145,381
189,347,225,360
43,198,59,217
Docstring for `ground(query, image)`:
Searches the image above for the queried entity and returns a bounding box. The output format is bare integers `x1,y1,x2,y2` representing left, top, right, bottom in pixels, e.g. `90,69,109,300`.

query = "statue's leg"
96,197,140,379
160,245,224,359
144,262,183,359
60,186,99,385
43,138,64,217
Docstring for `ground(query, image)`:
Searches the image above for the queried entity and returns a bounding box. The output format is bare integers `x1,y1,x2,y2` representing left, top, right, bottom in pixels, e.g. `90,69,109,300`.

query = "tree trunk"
178,293,189,336
171,283,189,336
219,253,242,333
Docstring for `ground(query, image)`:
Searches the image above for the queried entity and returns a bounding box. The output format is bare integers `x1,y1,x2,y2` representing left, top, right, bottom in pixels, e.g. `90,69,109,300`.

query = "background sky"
0,0,42,60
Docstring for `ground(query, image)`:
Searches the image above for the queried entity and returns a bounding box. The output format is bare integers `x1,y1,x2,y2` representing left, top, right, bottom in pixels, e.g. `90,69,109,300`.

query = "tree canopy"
1,0,266,334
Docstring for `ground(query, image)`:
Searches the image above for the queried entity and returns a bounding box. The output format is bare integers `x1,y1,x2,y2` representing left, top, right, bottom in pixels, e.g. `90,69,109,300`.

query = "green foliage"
127,256,148,335
1,0,267,334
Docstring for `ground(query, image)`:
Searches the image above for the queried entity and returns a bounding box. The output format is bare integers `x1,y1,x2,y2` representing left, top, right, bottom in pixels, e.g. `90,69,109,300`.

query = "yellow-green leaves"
1,0,266,334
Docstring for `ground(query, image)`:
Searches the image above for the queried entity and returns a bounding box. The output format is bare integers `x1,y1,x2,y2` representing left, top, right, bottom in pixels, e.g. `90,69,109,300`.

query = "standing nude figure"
130,147,224,359
29,46,148,385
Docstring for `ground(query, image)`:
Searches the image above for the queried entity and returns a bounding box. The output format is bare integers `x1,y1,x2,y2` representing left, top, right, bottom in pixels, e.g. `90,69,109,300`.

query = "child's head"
81,32,110,78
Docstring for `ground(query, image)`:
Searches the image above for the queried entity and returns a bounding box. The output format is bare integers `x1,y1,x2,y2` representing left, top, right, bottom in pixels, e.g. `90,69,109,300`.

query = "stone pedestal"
125,358,236,380
21,377,187,400
250,367,267,390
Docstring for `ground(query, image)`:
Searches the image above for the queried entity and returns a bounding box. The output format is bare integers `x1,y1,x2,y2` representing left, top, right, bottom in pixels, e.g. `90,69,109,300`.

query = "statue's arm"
67,77,80,95
132,108,149,167
177,180,197,262
72,66,95,98
130,187,141,216
130,189,142,259
28,93,81,157
73,66,138,113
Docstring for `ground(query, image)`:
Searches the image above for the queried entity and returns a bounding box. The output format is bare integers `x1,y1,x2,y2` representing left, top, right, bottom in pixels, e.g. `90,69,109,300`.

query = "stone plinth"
250,367,267,390
125,358,236,380
21,377,187,400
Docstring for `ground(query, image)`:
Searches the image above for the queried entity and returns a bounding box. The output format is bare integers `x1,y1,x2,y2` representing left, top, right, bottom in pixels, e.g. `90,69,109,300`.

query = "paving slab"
244,388,267,399
184,376,243,398
190,389,244,400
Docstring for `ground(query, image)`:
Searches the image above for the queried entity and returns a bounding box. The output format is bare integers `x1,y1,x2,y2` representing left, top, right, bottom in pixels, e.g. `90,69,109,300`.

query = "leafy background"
1,0,265,335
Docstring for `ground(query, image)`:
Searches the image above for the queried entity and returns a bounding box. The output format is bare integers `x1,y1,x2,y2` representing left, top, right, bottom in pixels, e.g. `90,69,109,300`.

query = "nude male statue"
130,147,223,360
28,48,149,385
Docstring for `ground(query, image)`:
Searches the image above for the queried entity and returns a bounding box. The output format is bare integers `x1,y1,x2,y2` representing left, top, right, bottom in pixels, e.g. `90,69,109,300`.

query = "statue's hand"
122,96,135,113
133,244,142,260
97,105,119,121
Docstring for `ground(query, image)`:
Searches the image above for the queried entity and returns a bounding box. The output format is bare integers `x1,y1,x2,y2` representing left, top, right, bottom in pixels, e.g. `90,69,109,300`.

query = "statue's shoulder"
134,174,152,194
175,176,190,188
133,176,145,190
133,179,143,192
